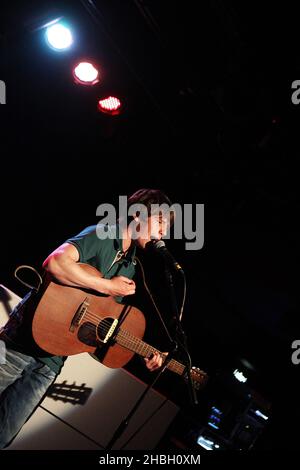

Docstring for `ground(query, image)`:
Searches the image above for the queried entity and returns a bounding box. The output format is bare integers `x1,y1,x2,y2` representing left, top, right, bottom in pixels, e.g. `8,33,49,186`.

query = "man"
0,188,174,449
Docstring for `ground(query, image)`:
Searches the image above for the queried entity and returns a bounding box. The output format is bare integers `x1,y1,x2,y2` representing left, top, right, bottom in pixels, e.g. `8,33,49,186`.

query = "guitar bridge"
70,298,90,332
100,318,118,344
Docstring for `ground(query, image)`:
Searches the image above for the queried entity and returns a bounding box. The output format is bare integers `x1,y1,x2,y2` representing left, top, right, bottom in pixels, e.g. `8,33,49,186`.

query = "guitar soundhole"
77,322,97,346
97,317,116,342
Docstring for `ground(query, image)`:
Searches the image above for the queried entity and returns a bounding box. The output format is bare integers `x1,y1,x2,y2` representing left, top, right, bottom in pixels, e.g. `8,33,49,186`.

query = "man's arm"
42,243,135,297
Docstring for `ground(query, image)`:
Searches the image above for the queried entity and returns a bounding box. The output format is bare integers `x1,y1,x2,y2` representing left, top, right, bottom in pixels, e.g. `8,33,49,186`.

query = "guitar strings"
68,307,202,378
68,306,184,373
74,309,186,375
83,309,153,350
84,310,162,357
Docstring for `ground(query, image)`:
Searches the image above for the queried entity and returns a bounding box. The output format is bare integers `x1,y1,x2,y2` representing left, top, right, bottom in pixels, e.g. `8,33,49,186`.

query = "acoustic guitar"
32,263,208,389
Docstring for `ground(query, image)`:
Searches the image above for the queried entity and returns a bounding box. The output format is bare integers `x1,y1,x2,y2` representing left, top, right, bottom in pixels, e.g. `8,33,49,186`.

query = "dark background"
1,0,300,450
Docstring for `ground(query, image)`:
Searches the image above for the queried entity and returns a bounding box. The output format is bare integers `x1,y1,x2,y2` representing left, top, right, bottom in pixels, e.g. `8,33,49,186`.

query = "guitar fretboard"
115,329,186,377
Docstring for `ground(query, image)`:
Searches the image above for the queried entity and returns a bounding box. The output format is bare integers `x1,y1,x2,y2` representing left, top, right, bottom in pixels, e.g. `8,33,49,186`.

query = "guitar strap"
14,265,43,292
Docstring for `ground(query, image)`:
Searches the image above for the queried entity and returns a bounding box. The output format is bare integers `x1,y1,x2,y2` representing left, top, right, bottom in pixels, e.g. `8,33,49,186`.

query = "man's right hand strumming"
100,276,136,297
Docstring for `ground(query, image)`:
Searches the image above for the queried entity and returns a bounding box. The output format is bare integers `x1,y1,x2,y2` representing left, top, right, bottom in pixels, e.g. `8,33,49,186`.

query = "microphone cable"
134,255,187,337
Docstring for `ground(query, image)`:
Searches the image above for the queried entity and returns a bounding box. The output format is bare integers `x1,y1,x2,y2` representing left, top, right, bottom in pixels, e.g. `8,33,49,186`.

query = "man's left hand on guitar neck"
144,351,167,371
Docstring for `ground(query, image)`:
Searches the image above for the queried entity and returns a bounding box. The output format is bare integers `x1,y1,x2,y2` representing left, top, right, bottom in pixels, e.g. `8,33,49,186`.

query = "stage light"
97,96,122,115
208,406,223,430
45,22,73,50
254,409,269,420
197,435,220,450
73,62,99,85
233,368,247,383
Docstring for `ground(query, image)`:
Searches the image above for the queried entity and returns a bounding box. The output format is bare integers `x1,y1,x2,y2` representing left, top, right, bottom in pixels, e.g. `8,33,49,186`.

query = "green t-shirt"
37,224,136,373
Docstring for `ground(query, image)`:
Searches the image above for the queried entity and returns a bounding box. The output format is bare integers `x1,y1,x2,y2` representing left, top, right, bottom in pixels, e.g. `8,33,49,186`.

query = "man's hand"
144,352,164,372
102,276,136,297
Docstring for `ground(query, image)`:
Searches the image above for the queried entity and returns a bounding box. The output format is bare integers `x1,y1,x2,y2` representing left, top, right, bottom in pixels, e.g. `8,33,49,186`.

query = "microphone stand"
105,342,178,450
105,253,197,449
164,265,198,406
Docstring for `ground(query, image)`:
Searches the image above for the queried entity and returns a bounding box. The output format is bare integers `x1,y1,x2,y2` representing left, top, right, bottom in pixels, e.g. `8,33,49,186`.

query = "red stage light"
97,96,122,115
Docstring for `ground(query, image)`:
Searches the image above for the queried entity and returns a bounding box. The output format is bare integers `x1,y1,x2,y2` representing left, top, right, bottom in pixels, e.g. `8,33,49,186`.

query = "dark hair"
127,188,175,225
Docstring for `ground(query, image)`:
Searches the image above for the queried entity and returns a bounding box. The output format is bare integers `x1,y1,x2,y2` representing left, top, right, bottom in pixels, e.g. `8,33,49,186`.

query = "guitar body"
31,264,208,389
32,264,146,368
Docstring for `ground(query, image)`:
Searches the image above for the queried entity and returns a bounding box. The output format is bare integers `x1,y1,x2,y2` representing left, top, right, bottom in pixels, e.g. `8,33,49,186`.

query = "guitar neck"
115,329,186,378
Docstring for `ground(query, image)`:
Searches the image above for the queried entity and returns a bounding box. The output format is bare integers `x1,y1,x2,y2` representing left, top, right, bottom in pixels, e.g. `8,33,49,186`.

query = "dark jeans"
0,341,56,449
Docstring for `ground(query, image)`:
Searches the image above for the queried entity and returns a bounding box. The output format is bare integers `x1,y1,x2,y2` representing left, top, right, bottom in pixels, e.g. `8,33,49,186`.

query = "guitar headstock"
190,366,209,390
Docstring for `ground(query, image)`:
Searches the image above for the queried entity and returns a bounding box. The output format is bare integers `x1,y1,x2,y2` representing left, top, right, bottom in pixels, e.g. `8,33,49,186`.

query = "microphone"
150,239,184,274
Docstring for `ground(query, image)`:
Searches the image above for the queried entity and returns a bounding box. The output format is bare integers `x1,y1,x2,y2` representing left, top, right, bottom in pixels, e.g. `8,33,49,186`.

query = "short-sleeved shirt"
67,224,136,283
0,224,136,374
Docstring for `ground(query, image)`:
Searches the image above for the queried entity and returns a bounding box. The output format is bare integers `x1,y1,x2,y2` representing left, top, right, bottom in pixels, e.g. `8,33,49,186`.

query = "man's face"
135,214,169,249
